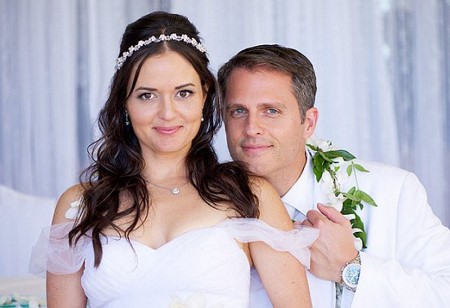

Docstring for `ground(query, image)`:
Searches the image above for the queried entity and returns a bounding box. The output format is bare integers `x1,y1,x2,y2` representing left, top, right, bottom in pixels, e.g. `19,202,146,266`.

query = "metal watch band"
340,251,361,292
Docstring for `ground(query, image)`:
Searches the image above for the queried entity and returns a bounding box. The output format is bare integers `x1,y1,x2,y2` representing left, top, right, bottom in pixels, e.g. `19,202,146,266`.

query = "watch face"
343,263,360,287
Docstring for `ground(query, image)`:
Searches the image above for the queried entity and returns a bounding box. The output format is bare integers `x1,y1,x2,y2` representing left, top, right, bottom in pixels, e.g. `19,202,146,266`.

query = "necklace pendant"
171,187,180,195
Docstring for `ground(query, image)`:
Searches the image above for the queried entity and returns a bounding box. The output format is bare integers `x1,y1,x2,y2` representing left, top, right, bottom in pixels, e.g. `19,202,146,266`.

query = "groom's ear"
302,107,318,139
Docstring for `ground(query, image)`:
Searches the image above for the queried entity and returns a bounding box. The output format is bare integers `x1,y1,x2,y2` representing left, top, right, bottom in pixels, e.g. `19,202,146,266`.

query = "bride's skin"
47,50,312,308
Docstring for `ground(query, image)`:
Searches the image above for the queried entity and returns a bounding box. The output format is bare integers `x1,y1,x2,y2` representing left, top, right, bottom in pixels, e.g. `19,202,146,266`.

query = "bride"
30,11,318,308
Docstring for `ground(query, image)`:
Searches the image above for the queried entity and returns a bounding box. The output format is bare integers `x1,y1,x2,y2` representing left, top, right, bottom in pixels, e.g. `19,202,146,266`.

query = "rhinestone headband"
115,33,207,70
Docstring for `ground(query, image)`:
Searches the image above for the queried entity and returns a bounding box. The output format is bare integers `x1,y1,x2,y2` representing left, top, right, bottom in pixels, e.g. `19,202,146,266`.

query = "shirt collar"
282,149,316,216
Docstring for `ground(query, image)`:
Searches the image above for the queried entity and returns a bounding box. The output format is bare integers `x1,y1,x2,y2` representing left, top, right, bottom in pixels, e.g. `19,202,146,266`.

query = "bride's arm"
249,177,312,308
46,184,87,308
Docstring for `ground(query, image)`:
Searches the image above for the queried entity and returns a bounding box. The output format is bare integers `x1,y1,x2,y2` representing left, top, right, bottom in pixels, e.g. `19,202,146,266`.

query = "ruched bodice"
30,219,318,307
83,224,251,307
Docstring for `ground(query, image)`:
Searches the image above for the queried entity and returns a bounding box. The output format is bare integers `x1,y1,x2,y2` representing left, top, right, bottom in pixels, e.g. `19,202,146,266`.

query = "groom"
218,44,450,307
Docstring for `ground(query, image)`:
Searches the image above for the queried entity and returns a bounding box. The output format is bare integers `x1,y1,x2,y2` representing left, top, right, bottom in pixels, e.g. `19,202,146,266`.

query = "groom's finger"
317,203,350,225
300,219,313,227
306,209,329,227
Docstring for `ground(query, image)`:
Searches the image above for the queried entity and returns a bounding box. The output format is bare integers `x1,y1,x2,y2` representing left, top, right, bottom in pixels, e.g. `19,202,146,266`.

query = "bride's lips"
154,126,182,135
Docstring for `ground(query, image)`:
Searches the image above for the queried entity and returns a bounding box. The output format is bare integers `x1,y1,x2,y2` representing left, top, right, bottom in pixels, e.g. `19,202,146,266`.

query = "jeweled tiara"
115,33,207,70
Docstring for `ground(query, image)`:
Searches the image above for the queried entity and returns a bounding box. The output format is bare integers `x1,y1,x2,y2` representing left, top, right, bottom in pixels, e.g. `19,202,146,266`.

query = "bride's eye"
138,92,156,100
177,89,194,98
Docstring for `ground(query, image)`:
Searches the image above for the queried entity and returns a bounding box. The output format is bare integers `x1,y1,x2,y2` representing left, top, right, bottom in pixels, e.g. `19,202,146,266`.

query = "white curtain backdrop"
1,0,449,277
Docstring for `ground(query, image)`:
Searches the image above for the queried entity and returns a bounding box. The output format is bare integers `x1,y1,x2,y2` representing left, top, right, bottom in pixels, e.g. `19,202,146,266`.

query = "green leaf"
358,201,364,210
347,186,356,194
351,214,365,231
312,167,322,182
312,155,325,182
341,206,355,215
342,198,353,209
306,143,319,152
351,215,367,248
318,151,333,162
353,163,370,173
342,192,361,202
342,199,357,211
358,190,378,207
353,230,367,249
325,150,356,161
346,164,353,177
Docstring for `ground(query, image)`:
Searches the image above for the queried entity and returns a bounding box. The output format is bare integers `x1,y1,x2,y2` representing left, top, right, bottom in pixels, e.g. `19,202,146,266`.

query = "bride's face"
126,50,206,158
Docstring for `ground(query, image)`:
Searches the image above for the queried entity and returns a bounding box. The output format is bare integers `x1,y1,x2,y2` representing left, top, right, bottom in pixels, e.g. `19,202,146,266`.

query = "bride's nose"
158,97,177,120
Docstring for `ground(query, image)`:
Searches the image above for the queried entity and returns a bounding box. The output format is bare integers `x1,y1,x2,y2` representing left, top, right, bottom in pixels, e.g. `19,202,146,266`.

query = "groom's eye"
230,108,247,117
265,108,280,115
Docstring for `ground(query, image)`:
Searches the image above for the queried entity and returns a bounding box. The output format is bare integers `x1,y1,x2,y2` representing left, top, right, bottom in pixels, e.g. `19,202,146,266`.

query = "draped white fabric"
1,0,449,277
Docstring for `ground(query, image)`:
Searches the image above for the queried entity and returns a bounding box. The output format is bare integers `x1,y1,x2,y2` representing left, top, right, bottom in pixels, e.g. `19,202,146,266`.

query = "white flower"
320,170,335,193
331,157,345,171
65,198,81,220
353,237,363,251
352,228,364,251
307,137,334,151
343,214,356,221
320,170,347,212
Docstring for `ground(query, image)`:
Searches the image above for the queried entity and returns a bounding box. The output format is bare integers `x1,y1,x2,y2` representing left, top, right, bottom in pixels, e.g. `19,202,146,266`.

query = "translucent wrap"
29,218,318,307
29,222,90,275
217,219,318,268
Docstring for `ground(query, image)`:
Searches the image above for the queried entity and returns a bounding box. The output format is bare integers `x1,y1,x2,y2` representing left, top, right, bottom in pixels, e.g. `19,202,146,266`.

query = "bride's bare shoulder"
248,176,292,231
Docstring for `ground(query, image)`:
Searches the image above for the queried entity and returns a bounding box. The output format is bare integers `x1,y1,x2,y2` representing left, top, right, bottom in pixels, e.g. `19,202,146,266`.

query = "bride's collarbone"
139,205,232,248
110,193,234,247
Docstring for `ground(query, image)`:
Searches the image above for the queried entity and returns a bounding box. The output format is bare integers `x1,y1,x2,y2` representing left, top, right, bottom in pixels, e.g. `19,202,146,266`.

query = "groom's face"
223,68,313,188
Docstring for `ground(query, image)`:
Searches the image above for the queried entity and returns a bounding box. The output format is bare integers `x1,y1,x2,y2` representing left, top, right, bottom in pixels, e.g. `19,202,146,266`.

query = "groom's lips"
241,144,272,155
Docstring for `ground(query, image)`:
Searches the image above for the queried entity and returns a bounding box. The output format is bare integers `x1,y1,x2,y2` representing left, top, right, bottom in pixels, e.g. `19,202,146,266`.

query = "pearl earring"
201,117,204,122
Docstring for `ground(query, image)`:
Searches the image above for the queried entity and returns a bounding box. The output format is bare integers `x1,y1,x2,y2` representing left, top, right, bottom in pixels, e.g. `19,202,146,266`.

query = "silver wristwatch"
340,251,361,292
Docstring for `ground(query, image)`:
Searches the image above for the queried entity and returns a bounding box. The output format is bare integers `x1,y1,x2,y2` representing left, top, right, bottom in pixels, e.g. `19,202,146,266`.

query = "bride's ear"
303,107,318,139
201,83,209,104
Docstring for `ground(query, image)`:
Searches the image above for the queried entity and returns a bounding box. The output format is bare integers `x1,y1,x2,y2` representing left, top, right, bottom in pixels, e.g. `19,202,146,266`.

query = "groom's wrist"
339,251,361,292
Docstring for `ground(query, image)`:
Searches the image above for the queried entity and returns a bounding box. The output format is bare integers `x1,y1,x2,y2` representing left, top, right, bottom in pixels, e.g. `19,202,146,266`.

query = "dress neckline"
104,218,236,252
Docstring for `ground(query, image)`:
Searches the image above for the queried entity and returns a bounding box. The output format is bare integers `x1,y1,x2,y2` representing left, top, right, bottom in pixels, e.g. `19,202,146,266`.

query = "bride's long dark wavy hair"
68,12,259,266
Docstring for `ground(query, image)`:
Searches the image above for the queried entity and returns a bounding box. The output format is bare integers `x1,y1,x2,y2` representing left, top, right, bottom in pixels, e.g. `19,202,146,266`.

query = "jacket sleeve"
349,172,450,307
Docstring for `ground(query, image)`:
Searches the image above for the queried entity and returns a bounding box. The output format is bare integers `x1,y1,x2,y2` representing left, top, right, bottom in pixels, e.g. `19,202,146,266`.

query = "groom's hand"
301,203,358,282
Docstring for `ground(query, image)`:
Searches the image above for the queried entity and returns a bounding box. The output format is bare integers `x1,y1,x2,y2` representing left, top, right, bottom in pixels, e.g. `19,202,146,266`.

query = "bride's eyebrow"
175,83,195,89
134,83,196,92
134,86,156,92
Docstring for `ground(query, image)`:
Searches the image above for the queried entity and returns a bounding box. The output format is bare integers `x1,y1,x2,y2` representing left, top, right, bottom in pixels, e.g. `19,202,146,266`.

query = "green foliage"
307,142,378,249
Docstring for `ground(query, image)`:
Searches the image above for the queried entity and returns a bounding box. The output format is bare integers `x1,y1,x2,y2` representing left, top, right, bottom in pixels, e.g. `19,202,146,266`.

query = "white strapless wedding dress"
30,219,318,307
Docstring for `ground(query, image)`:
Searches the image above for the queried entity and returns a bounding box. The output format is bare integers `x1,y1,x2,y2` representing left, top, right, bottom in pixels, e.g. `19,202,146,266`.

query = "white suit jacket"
250,151,450,307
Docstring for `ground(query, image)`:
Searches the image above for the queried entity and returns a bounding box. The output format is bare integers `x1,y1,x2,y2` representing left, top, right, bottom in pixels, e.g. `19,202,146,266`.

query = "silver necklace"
147,180,188,195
